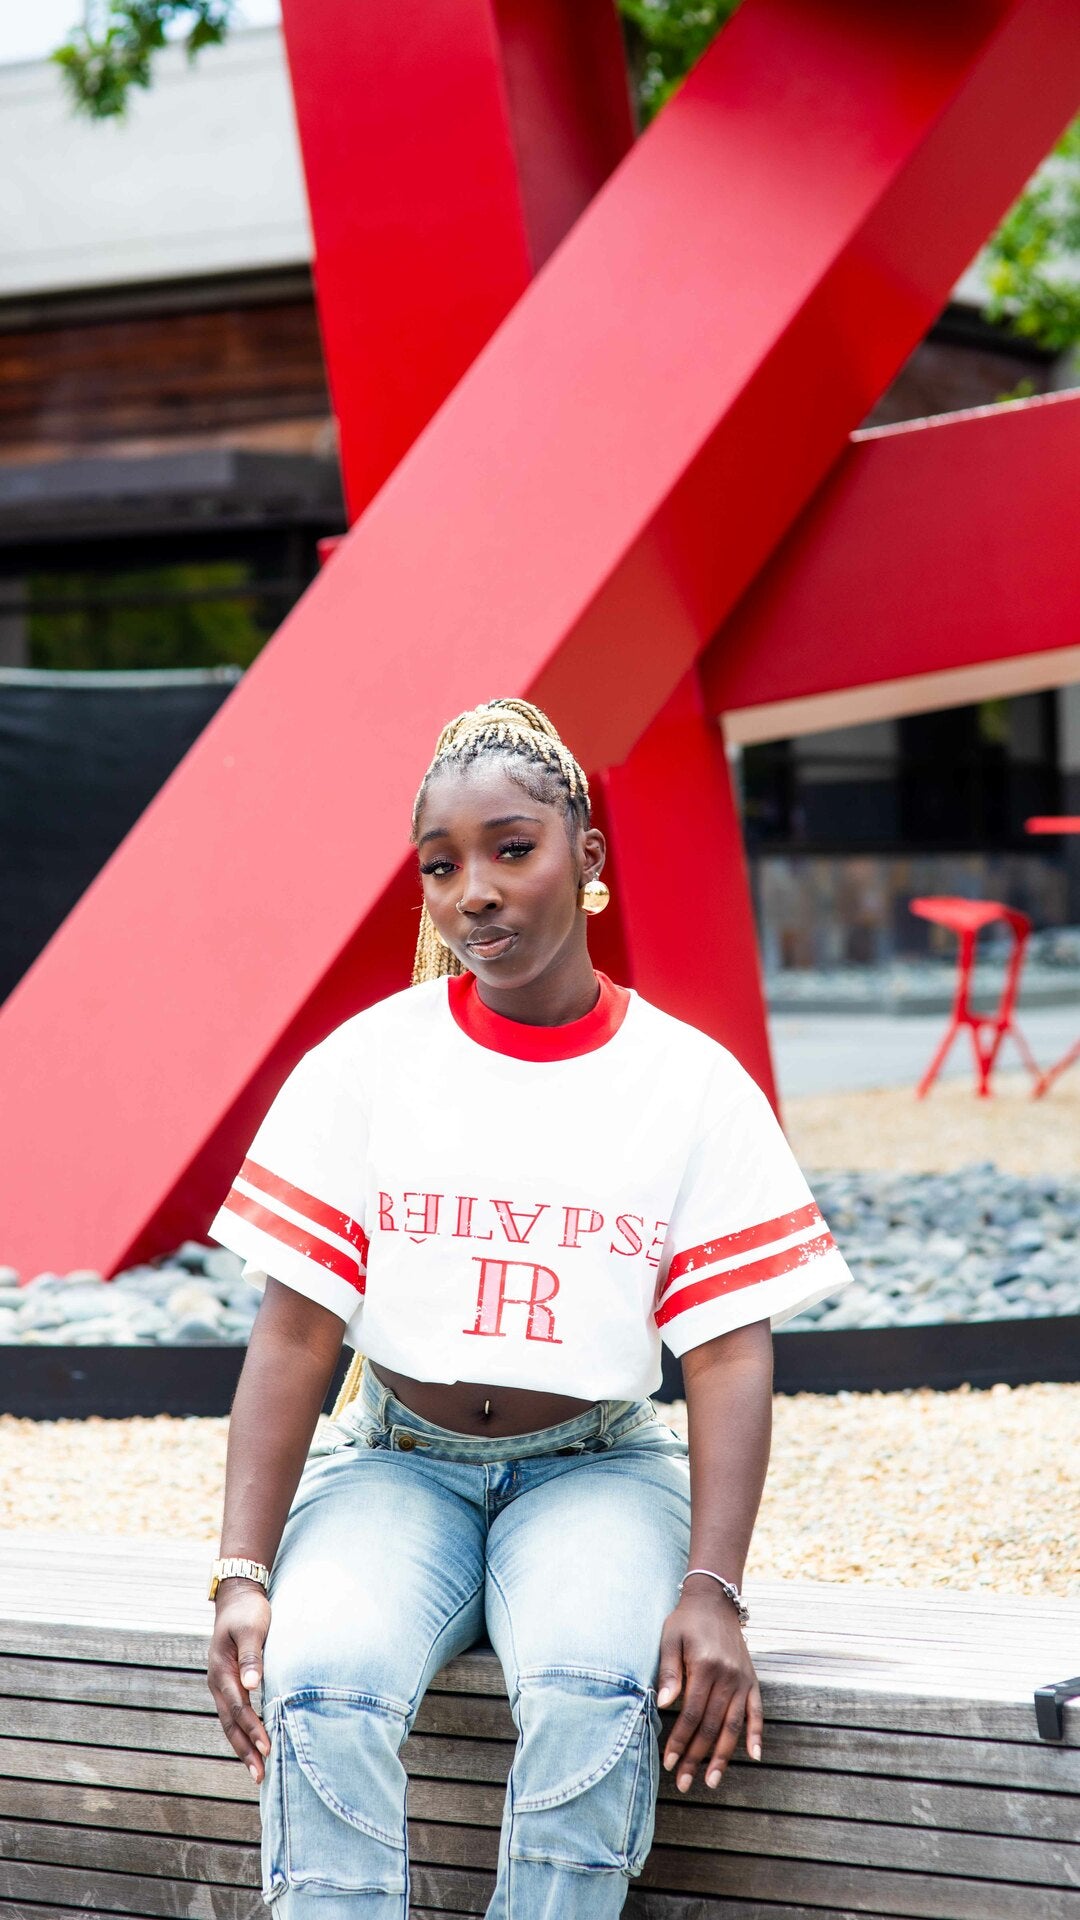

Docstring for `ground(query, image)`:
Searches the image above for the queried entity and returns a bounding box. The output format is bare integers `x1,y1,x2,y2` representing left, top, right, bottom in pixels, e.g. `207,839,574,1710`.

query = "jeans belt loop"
362,1368,390,1435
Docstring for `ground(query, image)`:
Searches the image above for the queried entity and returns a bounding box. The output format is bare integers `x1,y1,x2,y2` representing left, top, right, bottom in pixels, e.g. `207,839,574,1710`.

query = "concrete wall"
0,27,311,299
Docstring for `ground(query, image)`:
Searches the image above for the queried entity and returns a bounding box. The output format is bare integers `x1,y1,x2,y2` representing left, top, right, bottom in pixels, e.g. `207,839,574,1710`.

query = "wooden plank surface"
0,1862,263,1920
3,1531,1079,1920
0,301,331,460
0,1736,253,1803
3,1741,1076,1842
3,1653,1075,1790
2,1645,1071,1746
0,1780,259,1844
5,1678,1079,1787
4,1787,1077,1888
2,1532,1076,1742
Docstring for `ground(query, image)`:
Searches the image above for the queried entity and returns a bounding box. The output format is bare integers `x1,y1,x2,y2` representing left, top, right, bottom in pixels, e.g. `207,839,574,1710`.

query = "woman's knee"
260,1686,410,1905
506,1665,660,1879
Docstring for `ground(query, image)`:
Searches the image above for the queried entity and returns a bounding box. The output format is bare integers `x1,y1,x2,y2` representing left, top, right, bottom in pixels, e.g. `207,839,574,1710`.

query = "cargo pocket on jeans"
508,1667,660,1876
260,1688,409,1899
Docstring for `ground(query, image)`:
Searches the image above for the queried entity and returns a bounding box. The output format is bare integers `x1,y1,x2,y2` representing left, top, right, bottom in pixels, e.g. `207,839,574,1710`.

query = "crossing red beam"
3,0,1080,1279
281,0,633,520
704,392,1080,721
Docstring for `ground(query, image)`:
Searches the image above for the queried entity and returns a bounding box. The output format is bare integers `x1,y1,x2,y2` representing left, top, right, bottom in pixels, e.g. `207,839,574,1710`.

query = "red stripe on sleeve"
223,1188,366,1295
660,1200,823,1301
241,1158,369,1265
655,1231,835,1328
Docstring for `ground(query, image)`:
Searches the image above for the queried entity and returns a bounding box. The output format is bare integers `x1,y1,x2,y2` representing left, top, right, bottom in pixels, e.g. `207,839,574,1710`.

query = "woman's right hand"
207,1583,272,1783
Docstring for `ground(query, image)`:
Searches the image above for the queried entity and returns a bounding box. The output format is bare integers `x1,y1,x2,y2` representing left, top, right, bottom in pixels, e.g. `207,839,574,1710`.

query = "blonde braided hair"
330,698,590,1421
410,699,589,985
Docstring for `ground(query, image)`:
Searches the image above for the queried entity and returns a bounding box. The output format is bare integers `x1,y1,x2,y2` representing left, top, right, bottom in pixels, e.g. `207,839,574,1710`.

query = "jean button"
397,1433,416,1451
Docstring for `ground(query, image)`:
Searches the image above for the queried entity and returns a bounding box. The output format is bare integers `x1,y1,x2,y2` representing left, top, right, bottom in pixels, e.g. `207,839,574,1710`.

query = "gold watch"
208,1556,271,1601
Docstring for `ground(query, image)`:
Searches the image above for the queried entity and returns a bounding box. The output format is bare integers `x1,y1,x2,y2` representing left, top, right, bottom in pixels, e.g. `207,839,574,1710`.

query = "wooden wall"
0,299,333,464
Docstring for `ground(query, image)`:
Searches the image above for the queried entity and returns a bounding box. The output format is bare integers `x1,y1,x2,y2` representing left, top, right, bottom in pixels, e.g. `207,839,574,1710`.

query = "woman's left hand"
655,1589,763,1792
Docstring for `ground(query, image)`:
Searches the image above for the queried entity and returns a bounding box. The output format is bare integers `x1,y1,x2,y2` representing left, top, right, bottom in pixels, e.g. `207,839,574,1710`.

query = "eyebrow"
417,813,543,849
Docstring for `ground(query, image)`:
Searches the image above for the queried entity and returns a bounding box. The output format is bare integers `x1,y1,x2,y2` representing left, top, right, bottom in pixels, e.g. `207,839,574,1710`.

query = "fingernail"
677,1772,692,1792
706,1768,721,1788
248,1762,260,1781
657,1686,675,1707
256,1739,270,1756
750,1740,762,1762
242,1670,260,1688
663,1752,677,1771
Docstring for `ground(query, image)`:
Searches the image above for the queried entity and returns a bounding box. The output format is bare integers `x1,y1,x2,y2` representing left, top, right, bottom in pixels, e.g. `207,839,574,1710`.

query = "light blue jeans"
261,1362,692,1920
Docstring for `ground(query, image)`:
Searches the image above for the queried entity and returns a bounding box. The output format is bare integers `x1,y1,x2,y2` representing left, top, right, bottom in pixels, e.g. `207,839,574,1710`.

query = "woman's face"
415,760,605,991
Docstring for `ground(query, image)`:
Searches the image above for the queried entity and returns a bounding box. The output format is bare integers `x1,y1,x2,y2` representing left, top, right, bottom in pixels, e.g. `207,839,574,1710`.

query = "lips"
465,926,519,959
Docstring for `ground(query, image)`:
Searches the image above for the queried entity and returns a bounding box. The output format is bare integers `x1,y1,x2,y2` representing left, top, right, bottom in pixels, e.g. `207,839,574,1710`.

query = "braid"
410,699,590,988
332,699,590,1422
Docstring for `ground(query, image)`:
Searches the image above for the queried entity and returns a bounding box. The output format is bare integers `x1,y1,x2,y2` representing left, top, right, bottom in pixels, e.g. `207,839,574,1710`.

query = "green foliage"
28,563,269,671
616,0,743,121
994,377,1038,406
53,2,235,120
981,117,1080,353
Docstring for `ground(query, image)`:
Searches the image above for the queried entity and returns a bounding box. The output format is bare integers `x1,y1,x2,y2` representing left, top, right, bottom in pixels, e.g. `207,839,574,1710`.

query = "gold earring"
579,877,610,916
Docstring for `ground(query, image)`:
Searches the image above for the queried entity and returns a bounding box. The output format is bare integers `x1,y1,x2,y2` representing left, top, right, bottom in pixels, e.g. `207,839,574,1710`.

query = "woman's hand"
655,1587,763,1792
207,1583,272,1783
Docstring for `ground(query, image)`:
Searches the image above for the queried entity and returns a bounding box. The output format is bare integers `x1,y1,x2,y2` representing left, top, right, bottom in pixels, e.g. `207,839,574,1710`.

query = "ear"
579,826,607,882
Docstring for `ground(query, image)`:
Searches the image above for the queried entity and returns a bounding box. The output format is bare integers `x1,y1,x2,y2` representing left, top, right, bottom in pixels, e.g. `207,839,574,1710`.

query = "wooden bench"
1,1530,1077,1919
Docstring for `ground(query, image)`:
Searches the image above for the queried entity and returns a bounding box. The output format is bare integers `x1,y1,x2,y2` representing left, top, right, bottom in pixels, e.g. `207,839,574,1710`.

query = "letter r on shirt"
464,1258,563,1343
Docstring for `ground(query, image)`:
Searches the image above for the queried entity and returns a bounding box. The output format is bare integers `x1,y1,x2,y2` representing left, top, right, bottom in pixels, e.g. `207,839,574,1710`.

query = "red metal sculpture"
2,0,1080,1280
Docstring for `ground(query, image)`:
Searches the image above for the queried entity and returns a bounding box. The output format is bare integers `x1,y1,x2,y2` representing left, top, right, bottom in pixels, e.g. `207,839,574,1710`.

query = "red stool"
908,897,1041,1098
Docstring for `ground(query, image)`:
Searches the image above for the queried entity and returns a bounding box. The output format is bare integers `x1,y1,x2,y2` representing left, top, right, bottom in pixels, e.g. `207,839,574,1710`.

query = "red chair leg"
916,1016,962,1099
917,929,976,1098
970,1020,996,1098
1034,1036,1080,1099
1007,1018,1043,1086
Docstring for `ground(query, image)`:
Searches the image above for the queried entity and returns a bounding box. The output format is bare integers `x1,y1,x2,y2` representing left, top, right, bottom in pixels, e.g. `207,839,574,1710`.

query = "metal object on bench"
1035,1675,1080,1742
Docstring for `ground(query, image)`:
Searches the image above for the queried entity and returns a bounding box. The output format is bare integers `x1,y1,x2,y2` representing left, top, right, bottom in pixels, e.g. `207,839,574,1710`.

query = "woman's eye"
419,858,456,878
497,840,535,860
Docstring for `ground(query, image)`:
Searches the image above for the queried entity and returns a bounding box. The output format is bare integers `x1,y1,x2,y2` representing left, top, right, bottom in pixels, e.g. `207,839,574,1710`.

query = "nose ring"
456,900,467,915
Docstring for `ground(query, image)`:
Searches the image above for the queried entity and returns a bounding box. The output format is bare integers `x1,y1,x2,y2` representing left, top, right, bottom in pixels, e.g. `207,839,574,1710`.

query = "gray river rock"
2,1165,1078,1342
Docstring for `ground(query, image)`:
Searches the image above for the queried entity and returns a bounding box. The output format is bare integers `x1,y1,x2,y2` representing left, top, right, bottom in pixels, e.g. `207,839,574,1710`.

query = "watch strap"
208,1556,271,1601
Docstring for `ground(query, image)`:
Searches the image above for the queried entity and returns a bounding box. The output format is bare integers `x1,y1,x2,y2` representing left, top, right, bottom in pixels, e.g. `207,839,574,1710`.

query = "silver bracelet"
678,1567,750,1626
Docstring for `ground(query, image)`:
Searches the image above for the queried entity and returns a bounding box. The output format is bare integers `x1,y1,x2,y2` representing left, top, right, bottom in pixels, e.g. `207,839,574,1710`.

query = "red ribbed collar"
447,971,630,1062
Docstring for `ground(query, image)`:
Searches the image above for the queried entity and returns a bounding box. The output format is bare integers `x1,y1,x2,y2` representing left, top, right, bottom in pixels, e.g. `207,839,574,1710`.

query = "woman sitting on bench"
206,698,851,1918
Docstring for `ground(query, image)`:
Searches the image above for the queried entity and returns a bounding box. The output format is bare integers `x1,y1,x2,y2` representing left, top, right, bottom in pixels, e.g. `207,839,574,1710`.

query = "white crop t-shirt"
209,973,851,1401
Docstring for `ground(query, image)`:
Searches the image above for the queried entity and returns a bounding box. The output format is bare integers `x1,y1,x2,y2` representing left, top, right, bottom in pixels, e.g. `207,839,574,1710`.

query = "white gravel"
3,1381,1076,1600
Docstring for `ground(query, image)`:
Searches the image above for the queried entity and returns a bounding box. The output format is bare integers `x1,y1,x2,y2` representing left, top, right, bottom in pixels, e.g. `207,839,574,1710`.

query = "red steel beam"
288,0,642,1089
601,675,778,1105
704,392,1080,720
288,0,769,1084
4,0,1080,1279
280,0,633,520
